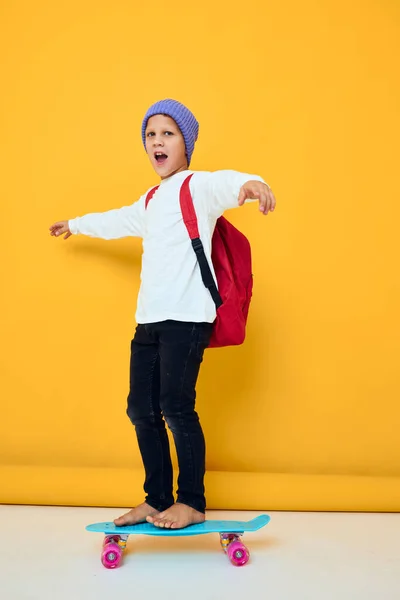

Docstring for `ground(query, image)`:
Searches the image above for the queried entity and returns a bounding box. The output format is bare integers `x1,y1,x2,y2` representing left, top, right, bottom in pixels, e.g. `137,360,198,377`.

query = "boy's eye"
146,131,173,137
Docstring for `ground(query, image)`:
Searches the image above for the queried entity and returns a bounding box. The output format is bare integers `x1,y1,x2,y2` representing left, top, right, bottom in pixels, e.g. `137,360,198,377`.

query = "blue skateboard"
86,514,270,568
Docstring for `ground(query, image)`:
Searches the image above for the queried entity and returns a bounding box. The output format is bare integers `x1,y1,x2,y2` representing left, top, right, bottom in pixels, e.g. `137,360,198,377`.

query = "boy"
50,99,276,529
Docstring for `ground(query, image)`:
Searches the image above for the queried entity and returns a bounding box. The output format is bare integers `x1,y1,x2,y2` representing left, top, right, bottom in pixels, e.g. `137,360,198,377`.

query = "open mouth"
154,152,168,165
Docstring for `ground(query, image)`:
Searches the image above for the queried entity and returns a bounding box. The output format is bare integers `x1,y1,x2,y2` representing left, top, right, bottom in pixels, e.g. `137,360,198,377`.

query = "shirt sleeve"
203,170,268,219
68,195,146,240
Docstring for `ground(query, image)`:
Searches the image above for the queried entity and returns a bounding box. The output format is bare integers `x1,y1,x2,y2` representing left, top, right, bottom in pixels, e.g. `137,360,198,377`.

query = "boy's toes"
151,518,163,527
147,511,166,527
146,515,155,524
153,520,162,528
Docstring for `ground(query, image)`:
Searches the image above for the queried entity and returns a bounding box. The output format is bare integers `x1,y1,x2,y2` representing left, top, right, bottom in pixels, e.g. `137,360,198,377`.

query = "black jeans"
126,320,214,514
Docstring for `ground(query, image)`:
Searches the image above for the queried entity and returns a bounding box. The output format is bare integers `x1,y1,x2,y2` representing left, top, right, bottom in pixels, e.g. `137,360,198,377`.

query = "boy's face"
145,114,188,179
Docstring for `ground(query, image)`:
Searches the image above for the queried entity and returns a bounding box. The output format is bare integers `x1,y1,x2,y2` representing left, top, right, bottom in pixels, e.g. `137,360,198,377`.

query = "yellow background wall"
1,0,399,511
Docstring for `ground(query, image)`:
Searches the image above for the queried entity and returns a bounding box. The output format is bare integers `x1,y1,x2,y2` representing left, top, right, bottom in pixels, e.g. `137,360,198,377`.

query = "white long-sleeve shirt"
69,169,265,324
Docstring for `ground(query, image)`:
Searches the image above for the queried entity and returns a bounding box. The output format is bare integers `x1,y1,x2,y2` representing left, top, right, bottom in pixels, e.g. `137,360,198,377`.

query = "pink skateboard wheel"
101,542,122,569
227,541,250,566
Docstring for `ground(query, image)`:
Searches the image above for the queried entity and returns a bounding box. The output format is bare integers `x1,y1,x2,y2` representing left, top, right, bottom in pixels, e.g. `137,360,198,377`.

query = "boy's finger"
238,188,247,206
269,190,276,211
259,192,267,212
266,195,272,213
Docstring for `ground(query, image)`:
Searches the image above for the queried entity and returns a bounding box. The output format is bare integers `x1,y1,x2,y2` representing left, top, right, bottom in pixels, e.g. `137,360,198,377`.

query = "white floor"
1,506,399,600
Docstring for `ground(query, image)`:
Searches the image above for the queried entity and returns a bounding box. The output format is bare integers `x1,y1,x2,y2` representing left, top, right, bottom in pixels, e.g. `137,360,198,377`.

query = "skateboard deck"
86,514,270,568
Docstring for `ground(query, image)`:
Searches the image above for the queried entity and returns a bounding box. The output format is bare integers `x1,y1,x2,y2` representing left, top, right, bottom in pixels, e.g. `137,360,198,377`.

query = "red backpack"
145,174,253,348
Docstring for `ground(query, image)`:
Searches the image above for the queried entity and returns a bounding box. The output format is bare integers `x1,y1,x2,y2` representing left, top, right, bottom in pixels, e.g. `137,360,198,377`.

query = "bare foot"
146,503,205,529
114,502,160,526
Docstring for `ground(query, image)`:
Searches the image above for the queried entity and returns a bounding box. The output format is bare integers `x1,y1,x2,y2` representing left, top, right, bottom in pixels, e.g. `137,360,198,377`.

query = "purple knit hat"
142,99,199,166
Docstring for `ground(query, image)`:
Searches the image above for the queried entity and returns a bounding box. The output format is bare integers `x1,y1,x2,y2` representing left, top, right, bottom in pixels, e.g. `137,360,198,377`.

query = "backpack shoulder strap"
179,174,200,239
180,175,222,309
145,186,159,209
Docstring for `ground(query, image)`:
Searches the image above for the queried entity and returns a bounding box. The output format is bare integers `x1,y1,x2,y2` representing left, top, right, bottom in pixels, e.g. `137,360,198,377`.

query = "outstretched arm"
205,170,276,218
49,197,145,241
